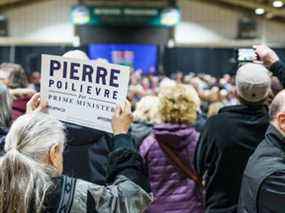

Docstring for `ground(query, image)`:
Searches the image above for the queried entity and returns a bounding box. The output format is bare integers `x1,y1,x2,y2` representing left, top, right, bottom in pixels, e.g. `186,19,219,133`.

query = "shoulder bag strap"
158,141,203,187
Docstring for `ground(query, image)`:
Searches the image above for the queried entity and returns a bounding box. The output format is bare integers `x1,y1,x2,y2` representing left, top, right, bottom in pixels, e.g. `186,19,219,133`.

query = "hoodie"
140,124,203,213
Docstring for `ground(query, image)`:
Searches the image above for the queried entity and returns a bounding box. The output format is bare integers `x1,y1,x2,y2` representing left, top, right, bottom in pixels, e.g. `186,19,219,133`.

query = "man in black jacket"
194,63,271,213
238,90,285,213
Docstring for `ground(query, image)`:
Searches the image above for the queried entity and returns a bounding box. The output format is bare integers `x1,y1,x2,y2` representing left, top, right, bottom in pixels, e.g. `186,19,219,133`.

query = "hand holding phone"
238,48,257,62
253,45,279,67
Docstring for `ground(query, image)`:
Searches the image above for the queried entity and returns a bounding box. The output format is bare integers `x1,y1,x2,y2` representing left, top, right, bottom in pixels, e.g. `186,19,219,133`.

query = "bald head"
269,90,285,120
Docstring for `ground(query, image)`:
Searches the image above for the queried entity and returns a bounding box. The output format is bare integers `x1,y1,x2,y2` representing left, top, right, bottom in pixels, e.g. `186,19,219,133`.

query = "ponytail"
0,112,65,213
0,149,52,213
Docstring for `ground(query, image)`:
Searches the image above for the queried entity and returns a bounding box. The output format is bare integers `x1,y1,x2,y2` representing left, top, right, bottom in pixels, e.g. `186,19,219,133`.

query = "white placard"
40,54,130,133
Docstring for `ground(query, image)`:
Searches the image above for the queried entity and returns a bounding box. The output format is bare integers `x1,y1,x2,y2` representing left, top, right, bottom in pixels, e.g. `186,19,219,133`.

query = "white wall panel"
3,0,77,43
176,0,285,45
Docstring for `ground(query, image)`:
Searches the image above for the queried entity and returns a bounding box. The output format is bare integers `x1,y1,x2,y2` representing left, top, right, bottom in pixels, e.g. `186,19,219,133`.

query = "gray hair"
0,112,65,213
269,90,285,120
0,84,12,128
0,63,28,89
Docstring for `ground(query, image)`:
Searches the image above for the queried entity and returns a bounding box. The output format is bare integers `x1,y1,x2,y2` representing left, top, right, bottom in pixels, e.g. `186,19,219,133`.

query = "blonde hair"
159,84,197,124
208,102,224,117
133,96,160,124
0,112,65,213
184,84,201,110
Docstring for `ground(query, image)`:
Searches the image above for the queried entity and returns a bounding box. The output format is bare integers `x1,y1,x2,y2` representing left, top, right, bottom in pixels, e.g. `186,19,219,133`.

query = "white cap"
236,63,271,103
62,50,89,60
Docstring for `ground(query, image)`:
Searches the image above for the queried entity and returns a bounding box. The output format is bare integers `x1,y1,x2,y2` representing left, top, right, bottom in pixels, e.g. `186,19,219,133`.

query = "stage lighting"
161,8,180,27
71,5,90,25
255,8,265,15
273,0,284,8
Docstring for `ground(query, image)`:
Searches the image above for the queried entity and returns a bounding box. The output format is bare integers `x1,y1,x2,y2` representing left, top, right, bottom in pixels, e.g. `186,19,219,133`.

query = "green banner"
71,5,180,27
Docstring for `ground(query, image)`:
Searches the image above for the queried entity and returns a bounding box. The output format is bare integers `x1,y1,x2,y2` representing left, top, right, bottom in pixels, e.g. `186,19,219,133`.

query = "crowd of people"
128,69,240,118
0,45,285,213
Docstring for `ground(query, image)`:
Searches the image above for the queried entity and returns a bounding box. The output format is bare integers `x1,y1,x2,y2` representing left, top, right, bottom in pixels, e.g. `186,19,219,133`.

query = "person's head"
175,72,184,83
223,74,231,83
159,84,197,125
0,84,12,129
0,63,28,89
141,77,150,89
62,49,89,60
269,90,285,134
219,89,228,101
208,86,220,102
133,96,161,124
184,84,201,110
130,72,139,85
0,112,65,213
271,76,283,96
235,63,271,105
150,76,159,88
207,102,224,117
159,78,176,92
28,71,41,85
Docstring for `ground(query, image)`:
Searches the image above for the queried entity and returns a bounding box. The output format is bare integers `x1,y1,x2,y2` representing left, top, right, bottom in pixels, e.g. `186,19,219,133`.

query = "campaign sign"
40,54,130,133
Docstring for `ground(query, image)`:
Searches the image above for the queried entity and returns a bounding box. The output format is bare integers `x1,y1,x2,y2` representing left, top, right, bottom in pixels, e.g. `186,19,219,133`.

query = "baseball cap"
236,63,271,103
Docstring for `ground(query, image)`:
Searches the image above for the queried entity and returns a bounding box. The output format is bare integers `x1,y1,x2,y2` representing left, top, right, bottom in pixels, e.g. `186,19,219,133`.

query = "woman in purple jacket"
140,84,204,213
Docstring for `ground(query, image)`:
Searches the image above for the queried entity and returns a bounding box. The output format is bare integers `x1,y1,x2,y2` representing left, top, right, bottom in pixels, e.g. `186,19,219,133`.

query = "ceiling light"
71,5,90,25
160,9,181,27
255,8,265,15
273,0,284,8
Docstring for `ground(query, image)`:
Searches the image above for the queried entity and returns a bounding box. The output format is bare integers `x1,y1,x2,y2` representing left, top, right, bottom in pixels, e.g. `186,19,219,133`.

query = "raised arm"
107,100,150,193
254,45,285,87
86,101,152,212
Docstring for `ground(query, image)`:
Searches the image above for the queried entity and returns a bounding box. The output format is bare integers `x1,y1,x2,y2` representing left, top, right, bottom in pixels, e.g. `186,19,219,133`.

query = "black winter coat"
270,60,285,87
63,123,112,185
238,125,285,213
194,105,269,213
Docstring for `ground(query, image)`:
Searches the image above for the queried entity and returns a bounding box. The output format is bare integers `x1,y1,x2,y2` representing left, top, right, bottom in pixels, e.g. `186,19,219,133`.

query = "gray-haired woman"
0,96,151,213
0,84,12,146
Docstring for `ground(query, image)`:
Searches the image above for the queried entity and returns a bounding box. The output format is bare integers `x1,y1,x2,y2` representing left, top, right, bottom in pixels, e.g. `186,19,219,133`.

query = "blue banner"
88,44,157,74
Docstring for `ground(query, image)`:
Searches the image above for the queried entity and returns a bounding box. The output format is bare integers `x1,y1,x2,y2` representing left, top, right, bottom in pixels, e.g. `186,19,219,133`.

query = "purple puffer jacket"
140,123,204,213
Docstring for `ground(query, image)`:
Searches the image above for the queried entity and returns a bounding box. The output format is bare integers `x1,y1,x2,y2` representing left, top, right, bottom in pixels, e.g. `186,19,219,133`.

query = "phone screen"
238,48,256,62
